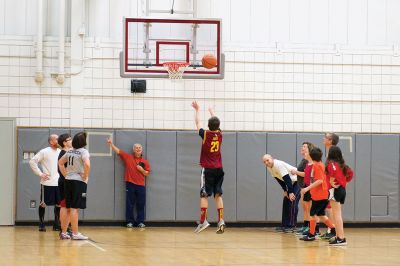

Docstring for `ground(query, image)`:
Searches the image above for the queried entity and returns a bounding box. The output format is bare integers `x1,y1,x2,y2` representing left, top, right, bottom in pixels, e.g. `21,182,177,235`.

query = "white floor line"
85,240,106,252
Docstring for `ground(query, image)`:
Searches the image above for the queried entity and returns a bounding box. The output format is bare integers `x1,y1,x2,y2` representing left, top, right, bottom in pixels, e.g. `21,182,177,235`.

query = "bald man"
263,154,300,232
29,134,61,232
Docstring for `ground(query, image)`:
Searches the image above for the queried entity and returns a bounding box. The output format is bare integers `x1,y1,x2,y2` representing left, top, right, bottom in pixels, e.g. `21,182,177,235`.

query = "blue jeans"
126,182,146,225
281,183,300,228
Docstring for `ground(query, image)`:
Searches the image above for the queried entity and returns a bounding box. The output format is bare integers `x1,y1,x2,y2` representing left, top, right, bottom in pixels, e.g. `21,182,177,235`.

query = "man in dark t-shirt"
192,101,226,234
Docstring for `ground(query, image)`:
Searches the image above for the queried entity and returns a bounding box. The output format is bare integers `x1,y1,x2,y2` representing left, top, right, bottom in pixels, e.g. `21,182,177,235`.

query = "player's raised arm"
191,100,202,130
208,106,216,117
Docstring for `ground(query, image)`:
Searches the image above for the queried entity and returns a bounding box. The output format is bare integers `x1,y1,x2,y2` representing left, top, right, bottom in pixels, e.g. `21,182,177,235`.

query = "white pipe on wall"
56,0,66,85
34,0,44,83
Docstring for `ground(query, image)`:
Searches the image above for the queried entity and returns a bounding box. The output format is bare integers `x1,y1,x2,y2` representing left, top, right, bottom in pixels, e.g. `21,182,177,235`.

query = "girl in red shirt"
326,146,354,246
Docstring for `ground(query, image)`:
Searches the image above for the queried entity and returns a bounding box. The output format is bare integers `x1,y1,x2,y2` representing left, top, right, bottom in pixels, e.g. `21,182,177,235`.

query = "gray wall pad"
266,133,297,221
176,131,203,221
371,135,399,221
355,135,371,222
337,134,356,221
114,130,147,221
146,131,177,221
17,128,50,221
237,132,267,221
16,129,400,223
83,129,115,220
219,132,237,222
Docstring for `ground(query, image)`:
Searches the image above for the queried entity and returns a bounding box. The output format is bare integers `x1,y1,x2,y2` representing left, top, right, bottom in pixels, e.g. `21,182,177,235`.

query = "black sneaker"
282,227,295,233
300,234,316,241
329,237,347,246
321,231,336,240
274,227,284,232
53,224,61,231
38,224,46,232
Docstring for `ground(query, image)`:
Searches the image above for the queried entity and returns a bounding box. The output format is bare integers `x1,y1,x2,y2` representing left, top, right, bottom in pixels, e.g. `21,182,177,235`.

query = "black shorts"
310,199,329,216
200,168,224,197
40,185,61,206
65,179,87,209
329,186,346,204
297,176,304,188
58,176,65,200
303,191,312,202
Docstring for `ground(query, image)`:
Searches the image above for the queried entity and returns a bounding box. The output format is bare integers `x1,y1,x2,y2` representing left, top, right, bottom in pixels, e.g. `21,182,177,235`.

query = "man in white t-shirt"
29,134,61,232
263,154,300,232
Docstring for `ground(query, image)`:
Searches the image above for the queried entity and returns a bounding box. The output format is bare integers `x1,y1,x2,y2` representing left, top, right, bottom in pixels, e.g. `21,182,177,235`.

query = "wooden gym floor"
0,226,399,265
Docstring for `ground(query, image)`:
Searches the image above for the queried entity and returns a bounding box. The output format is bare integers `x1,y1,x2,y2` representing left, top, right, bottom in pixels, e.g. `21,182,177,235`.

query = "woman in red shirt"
326,146,353,246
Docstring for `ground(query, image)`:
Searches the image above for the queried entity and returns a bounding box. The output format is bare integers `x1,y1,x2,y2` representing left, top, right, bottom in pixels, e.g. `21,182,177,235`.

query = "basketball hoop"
163,62,189,79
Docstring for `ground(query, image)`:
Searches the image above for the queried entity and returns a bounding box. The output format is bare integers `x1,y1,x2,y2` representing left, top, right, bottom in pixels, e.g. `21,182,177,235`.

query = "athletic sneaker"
329,237,347,246
59,232,71,240
274,226,284,232
296,227,309,235
321,229,336,240
282,227,295,233
300,234,316,241
194,220,210,233
216,220,226,234
72,232,89,240
296,226,306,233
137,223,146,228
67,227,73,237
126,223,134,228
38,223,46,232
53,224,61,231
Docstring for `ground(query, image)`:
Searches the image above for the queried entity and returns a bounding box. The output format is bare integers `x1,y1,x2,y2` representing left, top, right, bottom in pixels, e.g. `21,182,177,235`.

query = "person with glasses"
29,134,61,232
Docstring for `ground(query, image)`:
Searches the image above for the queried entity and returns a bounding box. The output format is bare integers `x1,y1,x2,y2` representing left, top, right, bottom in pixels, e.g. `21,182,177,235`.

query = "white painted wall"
0,0,400,132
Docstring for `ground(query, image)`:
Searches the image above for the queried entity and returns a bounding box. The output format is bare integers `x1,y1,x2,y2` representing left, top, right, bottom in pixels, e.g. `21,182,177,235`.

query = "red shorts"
59,199,66,208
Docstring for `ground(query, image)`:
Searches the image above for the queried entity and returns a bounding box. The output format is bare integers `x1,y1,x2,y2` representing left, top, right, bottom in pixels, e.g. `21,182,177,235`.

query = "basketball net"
163,62,189,79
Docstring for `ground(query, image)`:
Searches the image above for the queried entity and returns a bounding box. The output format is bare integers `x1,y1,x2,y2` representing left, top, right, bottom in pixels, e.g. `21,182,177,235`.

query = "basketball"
202,54,217,69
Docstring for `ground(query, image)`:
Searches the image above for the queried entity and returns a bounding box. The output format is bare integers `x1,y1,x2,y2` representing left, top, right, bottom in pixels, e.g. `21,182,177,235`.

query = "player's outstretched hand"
106,137,112,145
191,101,199,110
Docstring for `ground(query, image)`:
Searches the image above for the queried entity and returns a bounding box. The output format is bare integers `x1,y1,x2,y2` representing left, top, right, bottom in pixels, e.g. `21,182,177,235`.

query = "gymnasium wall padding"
337,134,356,221
16,128,400,223
355,135,371,222
266,133,297,221
236,132,267,221
371,135,399,222
176,131,202,221
145,131,177,221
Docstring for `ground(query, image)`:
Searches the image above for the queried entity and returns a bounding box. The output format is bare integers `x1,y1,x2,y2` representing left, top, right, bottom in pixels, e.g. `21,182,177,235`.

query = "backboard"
120,17,224,79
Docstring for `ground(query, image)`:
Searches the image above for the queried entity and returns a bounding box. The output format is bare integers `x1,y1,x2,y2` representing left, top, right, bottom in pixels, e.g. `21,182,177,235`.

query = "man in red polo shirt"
107,138,150,228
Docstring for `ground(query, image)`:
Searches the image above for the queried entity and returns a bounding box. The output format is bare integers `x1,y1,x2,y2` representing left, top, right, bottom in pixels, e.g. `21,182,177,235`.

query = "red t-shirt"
310,161,329,200
119,150,150,186
326,161,348,188
199,128,223,169
303,163,312,186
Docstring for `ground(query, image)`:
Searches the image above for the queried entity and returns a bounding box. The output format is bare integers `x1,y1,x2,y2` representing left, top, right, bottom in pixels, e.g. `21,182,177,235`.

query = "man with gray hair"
263,154,300,232
107,138,151,228
29,134,61,232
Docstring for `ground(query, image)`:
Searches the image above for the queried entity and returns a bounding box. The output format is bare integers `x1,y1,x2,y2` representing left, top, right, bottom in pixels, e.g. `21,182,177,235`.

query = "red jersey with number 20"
199,128,223,169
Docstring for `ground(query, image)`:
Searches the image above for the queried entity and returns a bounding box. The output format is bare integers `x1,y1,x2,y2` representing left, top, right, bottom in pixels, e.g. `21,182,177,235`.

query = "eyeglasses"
65,138,72,142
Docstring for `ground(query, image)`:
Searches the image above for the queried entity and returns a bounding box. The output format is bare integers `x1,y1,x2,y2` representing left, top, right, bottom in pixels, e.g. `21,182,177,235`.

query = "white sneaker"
72,232,89,240
216,220,226,234
194,220,210,233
